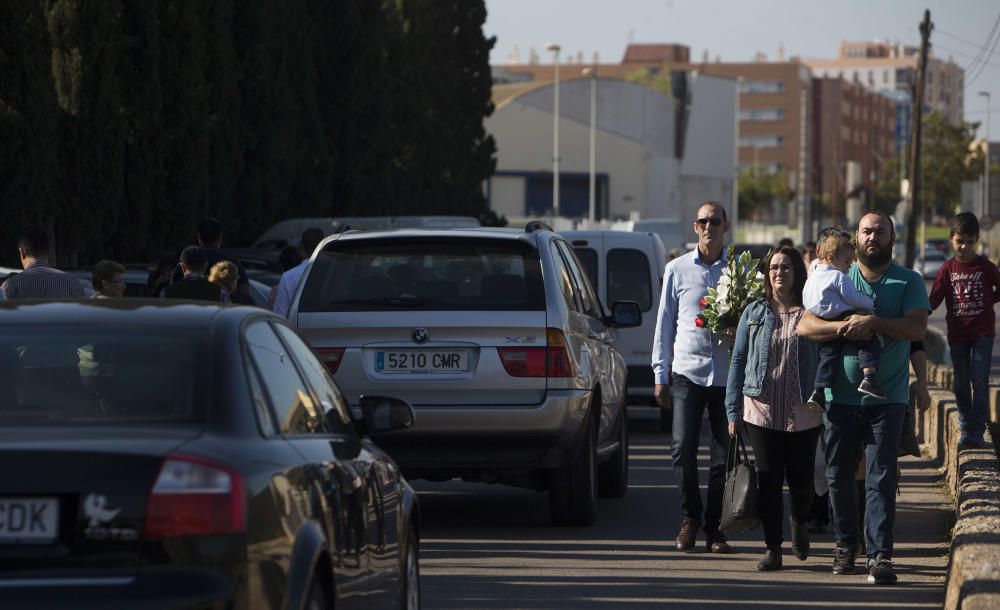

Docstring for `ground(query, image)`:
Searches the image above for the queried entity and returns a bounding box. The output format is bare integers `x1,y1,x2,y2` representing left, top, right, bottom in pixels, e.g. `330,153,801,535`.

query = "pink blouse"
742,307,823,432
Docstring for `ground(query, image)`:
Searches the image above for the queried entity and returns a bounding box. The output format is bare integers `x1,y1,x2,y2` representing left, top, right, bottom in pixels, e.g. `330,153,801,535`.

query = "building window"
739,108,786,121
739,80,785,94
739,135,784,148
739,162,783,175
883,71,889,84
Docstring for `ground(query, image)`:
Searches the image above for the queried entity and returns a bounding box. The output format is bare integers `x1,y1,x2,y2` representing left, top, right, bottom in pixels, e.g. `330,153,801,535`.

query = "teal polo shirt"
827,262,930,406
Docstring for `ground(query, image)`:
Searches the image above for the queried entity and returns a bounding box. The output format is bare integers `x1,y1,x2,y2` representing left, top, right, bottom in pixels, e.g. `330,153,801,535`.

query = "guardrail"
921,362,1000,610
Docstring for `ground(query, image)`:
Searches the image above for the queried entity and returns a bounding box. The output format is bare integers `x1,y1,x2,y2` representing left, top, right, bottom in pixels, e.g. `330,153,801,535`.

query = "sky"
484,0,1000,139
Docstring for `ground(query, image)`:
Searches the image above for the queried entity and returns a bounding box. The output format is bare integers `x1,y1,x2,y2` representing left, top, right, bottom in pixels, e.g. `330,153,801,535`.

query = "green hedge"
0,0,496,265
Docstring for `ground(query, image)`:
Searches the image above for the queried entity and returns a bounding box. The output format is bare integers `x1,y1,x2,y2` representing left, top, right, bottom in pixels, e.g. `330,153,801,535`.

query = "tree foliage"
0,0,496,265
624,64,672,97
737,168,787,221
874,111,986,218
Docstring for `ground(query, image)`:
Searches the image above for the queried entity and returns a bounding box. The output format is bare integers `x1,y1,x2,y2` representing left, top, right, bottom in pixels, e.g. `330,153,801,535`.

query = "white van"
562,230,668,428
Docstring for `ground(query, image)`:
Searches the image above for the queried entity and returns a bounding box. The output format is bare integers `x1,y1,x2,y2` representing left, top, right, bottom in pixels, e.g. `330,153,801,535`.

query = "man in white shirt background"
272,228,326,318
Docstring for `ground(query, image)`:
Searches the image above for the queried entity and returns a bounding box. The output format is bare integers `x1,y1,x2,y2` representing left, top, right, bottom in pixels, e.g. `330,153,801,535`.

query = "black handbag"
720,433,761,534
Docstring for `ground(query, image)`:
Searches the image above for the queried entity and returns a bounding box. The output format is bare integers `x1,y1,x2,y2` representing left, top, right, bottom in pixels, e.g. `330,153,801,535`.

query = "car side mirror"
358,395,415,436
609,301,642,328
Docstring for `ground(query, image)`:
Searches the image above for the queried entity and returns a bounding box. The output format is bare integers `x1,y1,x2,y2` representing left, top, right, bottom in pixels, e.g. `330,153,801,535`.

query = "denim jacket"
725,299,819,422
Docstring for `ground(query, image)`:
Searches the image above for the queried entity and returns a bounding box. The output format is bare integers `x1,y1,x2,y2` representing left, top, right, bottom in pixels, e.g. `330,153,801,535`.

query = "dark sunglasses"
695,217,723,227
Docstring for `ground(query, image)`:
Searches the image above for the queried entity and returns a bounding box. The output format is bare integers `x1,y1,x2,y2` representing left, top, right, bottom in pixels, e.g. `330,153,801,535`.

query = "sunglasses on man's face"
695,217,723,227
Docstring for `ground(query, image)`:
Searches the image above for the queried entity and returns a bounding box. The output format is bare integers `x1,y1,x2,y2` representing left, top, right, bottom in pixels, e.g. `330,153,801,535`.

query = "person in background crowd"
652,201,735,555
171,218,249,303
726,246,820,571
208,260,239,303
0,230,85,299
928,212,1000,449
272,228,326,317
798,210,929,586
803,240,818,274
145,251,177,298
162,246,223,302
778,237,795,250
91,260,126,298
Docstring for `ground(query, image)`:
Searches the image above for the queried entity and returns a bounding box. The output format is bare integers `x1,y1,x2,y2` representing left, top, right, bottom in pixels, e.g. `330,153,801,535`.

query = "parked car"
252,216,482,251
913,247,947,279
0,300,420,609
67,267,273,307
288,222,642,526
561,230,669,426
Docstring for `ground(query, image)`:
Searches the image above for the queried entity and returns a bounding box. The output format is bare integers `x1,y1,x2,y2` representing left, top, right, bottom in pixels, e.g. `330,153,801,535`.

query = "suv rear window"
299,237,545,311
0,328,205,425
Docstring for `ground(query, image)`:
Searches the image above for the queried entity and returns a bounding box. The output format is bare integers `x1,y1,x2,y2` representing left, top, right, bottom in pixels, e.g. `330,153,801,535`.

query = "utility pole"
904,9,932,268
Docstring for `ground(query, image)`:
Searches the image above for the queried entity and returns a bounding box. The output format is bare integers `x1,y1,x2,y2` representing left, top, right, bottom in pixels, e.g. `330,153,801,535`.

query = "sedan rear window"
299,237,545,311
0,329,205,425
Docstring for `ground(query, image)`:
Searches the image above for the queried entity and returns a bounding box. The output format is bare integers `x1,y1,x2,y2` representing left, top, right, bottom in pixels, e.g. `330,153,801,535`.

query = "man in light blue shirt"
272,228,326,317
652,201,735,554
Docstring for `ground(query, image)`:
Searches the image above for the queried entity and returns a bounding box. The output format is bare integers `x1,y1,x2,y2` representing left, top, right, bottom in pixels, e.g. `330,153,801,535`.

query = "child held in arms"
802,228,885,412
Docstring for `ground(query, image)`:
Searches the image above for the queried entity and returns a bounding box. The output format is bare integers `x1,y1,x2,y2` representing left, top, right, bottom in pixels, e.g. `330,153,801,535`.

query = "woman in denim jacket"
726,246,821,571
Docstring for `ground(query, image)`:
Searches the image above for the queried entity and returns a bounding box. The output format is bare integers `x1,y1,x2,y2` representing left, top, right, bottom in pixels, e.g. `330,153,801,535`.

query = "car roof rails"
524,220,553,233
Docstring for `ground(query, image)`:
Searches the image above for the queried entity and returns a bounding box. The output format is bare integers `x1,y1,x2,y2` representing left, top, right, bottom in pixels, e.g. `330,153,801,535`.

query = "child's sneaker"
806,389,827,413
857,377,886,399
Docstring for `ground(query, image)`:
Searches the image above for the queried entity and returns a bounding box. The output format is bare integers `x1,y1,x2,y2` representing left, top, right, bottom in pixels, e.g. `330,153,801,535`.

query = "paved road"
416,409,950,609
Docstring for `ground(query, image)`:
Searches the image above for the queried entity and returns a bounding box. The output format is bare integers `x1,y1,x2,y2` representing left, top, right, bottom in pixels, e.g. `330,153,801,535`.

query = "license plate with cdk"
0,497,59,543
375,350,469,373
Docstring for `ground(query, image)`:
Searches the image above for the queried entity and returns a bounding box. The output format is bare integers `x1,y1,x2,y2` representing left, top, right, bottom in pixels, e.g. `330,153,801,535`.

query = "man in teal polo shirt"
798,210,929,585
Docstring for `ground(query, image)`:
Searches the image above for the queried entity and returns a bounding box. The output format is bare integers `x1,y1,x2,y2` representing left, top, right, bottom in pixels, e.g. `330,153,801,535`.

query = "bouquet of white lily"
695,245,766,343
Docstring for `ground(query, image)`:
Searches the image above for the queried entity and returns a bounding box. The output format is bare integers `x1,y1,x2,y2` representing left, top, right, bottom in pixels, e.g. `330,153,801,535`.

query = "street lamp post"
582,66,597,223
979,91,991,223
545,42,561,220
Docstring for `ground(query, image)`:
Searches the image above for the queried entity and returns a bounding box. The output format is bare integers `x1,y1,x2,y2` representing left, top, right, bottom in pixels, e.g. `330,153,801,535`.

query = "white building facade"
485,74,737,224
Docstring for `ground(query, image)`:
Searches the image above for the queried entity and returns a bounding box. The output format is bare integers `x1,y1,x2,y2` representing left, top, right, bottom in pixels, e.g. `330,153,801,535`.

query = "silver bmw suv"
288,222,640,525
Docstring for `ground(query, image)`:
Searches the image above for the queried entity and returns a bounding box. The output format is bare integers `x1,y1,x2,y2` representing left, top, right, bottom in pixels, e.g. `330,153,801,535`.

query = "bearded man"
797,210,929,585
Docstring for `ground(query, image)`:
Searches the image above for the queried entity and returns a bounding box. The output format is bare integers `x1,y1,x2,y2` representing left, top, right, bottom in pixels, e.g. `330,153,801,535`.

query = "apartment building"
812,77,897,221
803,40,963,125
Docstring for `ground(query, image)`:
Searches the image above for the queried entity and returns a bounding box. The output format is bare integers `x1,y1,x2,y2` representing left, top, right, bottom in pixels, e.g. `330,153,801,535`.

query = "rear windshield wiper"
331,296,425,307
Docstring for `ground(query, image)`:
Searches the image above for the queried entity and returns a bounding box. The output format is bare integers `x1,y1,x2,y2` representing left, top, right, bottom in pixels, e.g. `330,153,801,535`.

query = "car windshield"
0,327,206,425
299,237,545,311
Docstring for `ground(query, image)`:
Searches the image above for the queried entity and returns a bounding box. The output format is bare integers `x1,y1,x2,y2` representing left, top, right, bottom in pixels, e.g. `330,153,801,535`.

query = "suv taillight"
144,454,245,538
315,347,345,375
498,328,575,378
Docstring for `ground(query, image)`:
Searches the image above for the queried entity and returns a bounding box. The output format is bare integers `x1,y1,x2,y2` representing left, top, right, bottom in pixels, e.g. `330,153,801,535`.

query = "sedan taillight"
498,328,575,378
314,347,345,375
144,454,245,538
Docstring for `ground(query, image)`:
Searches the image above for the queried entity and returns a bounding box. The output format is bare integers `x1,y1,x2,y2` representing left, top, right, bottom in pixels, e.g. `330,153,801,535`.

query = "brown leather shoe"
675,517,701,551
706,531,733,554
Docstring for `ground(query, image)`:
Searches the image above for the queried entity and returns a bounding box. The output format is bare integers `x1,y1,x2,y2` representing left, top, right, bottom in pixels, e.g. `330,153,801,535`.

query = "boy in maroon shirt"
929,212,1000,448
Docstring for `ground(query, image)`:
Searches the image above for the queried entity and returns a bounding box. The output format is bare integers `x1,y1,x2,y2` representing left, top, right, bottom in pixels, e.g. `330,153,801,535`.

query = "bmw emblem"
412,328,429,344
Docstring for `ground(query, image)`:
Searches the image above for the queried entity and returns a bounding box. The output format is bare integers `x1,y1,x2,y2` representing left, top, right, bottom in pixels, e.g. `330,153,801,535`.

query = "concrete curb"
922,366,1000,610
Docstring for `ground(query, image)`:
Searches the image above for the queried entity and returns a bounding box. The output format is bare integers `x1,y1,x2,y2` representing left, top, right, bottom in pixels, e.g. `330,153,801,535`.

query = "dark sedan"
0,300,420,610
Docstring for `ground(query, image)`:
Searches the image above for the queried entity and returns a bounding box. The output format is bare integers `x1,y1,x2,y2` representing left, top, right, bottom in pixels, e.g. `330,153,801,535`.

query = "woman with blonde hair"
208,260,239,303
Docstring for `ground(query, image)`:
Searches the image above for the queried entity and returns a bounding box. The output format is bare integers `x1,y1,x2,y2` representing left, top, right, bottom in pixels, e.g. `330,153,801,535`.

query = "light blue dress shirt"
651,248,731,387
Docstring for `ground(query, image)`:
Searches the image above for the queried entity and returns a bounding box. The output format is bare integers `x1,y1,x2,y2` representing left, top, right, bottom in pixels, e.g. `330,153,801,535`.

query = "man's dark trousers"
824,402,905,558
671,374,729,534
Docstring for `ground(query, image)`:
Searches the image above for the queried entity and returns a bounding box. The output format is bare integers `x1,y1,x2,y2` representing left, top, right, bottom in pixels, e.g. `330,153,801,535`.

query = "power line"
938,28,994,50
960,9,1000,79
967,23,1000,87
935,43,1000,68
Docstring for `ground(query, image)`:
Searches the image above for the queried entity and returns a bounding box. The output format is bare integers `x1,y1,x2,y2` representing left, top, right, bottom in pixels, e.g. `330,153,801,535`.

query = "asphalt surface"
415,409,950,609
